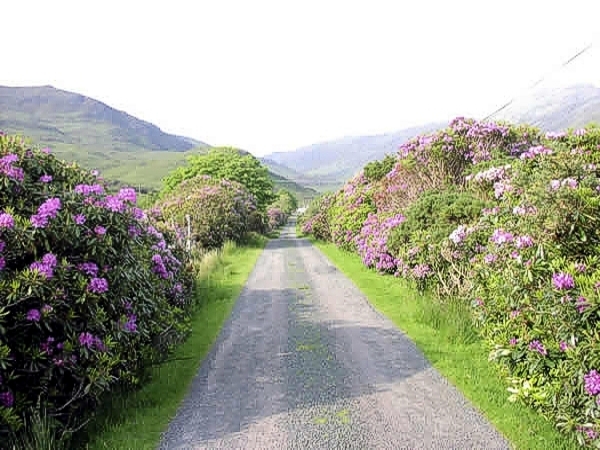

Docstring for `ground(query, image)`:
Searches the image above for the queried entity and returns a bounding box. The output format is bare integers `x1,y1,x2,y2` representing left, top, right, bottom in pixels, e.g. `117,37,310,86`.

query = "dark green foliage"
363,154,397,182
161,147,275,210
387,189,488,252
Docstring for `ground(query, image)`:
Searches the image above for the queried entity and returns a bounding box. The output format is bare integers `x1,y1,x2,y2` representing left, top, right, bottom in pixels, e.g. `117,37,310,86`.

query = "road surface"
158,219,510,449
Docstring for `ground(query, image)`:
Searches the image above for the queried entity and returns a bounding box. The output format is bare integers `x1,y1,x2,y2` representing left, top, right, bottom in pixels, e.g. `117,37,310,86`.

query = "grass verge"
313,239,579,450
81,234,267,449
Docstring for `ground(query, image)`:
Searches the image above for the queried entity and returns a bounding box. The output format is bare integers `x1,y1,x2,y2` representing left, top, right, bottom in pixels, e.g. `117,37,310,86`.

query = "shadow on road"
160,284,430,446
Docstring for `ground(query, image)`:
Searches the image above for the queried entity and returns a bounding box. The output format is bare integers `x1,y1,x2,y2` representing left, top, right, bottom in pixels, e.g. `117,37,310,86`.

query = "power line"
483,41,595,121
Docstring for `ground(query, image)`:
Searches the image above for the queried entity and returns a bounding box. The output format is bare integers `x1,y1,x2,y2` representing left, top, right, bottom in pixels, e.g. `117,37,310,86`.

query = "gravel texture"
158,220,511,449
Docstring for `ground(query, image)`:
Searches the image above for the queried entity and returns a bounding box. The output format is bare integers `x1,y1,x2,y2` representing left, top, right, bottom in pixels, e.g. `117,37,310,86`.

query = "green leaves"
161,147,275,210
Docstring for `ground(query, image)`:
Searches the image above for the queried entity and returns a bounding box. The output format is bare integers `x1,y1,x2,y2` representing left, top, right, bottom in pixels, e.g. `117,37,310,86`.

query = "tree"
272,189,298,214
363,153,397,182
161,147,275,210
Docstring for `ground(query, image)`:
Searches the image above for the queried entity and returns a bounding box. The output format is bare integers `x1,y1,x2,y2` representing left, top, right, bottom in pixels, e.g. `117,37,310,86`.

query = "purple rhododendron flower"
73,214,86,225
411,263,432,279
39,174,52,183
584,370,600,396
0,241,5,252
559,341,569,352
94,225,106,235
0,154,24,181
104,195,125,212
509,337,518,346
87,277,109,294
515,235,533,249
552,272,574,290
79,332,95,348
484,254,498,264
0,154,17,164
0,391,14,407
74,184,104,196
528,340,547,356
26,309,41,322
78,262,99,277
151,254,169,279
31,198,61,228
123,314,137,332
490,228,514,245
0,213,14,229
29,253,57,279
576,296,589,313
42,253,57,267
118,187,137,204
30,261,53,278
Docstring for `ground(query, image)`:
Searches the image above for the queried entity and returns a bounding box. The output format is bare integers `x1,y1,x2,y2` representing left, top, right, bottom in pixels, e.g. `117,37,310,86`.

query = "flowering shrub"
466,126,600,446
267,207,287,230
375,118,541,212
354,211,405,273
160,147,275,210
387,189,490,293
156,174,258,249
0,134,194,440
300,119,600,447
298,193,335,241
265,189,298,230
325,172,376,251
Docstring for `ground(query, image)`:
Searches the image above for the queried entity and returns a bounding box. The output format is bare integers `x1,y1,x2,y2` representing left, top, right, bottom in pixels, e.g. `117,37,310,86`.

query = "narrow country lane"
158,219,511,450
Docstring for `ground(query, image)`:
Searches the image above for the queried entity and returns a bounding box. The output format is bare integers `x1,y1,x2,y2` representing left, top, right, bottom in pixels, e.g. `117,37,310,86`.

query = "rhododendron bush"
0,134,194,440
298,193,334,241
300,118,600,447
156,174,258,249
325,172,376,252
467,129,600,447
266,189,299,230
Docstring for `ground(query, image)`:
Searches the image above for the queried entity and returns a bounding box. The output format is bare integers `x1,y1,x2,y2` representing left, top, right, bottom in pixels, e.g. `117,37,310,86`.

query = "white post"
185,214,191,252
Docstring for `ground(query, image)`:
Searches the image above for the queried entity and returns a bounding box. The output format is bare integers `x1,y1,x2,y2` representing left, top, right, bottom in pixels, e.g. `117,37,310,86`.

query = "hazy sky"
2,0,600,155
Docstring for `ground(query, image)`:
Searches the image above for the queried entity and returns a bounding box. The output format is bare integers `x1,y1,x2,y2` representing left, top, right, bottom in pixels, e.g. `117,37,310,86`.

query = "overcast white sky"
2,0,600,155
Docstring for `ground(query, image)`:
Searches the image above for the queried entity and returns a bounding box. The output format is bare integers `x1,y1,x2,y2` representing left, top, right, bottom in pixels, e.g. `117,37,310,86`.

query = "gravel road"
158,219,511,449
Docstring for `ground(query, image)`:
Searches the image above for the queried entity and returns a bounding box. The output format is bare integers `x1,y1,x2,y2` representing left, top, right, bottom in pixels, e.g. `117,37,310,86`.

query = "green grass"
313,240,579,450
80,235,267,450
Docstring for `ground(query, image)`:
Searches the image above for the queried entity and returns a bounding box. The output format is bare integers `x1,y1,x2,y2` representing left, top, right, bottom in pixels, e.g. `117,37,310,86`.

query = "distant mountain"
494,83,600,131
259,157,307,181
263,122,446,182
0,85,208,152
0,85,317,200
258,157,341,192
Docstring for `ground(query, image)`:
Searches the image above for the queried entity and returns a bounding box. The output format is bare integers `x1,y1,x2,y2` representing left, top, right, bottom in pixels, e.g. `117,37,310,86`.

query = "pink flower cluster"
0,154,24,181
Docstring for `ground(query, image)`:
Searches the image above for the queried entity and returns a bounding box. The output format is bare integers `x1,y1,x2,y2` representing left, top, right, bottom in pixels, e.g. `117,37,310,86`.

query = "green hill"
0,85,316,200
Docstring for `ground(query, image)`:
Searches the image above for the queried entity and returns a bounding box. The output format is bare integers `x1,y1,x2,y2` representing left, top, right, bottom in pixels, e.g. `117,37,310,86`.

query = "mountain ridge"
0,84,208,152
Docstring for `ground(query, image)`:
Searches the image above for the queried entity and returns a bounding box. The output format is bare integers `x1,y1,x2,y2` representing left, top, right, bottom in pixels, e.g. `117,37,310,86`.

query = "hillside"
0,85,317,199
0,85,211,190
0,85,208,152
494,83,600,131
259,157,341,192
263,122,445,182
